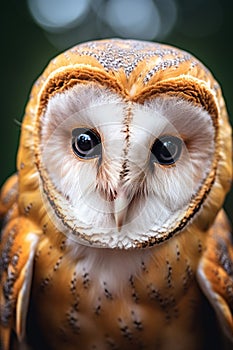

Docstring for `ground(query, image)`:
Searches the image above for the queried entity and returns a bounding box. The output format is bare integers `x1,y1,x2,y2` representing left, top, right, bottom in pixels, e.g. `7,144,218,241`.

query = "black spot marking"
197,240,203,254
70,272,77,294
129,275,139,303
72,299,80,312
103,282,113,300
39,276,52,292
118,318,132,341
131,310,143,331
66,309,80,334
42,223,48,234
47,245,53,256
24,202,33,215
147,283,160,301
183,260,194,292
166,260,173,289
160,295,176,311
53,256,63,272
94,297,102,316
146,283,177,320
141,260,148,273
82,268,90,289
69,272,80,312
60,239,67,251
176,244,180,261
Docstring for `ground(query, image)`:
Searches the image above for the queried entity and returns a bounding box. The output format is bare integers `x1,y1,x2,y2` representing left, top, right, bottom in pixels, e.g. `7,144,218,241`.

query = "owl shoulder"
197,210,233,344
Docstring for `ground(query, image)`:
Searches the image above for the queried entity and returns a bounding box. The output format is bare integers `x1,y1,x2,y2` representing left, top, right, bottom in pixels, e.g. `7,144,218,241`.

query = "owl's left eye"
72,128,101,159
151,135,183,165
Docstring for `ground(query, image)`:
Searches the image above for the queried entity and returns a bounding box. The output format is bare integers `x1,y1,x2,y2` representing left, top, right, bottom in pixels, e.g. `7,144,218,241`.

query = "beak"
113,190,130,231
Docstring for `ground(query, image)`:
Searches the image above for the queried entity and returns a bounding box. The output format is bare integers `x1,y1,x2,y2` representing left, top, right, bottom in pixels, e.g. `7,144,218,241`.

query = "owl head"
18,39,232,249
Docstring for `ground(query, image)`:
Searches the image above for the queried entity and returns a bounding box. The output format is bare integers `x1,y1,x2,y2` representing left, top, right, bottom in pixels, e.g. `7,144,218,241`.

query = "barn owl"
0,38,233,350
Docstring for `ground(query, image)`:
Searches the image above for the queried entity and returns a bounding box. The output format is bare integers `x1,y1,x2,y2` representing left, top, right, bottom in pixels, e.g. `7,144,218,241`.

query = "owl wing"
197,210,233,343
0,174,40,350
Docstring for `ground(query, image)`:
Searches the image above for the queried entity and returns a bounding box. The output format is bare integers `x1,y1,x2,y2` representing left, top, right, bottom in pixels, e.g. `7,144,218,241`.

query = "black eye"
151,135,183,165
72,128,101,159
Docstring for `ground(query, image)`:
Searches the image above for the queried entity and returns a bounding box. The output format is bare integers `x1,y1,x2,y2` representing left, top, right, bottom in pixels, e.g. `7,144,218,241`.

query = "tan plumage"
0,39,232,349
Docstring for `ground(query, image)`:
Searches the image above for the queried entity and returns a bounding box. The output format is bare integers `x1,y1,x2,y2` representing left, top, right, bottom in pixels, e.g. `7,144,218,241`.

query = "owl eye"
151,135,183,165
72,128,101,159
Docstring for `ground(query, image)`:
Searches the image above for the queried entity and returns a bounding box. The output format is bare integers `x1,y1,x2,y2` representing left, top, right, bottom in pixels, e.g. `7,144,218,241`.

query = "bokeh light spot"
27,0,91,33
105,0,161,40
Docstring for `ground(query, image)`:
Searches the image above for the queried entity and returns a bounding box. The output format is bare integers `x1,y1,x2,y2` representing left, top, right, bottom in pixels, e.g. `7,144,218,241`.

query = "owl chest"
27,246,206,350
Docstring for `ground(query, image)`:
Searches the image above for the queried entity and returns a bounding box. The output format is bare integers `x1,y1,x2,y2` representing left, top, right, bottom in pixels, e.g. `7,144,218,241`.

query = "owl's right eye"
72,128,101,159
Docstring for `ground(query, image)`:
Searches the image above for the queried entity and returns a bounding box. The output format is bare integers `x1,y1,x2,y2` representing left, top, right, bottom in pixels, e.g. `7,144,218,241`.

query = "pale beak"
113,190,130,231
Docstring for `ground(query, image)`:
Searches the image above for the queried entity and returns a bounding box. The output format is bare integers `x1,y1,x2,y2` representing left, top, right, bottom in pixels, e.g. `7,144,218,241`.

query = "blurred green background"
0,0,232,222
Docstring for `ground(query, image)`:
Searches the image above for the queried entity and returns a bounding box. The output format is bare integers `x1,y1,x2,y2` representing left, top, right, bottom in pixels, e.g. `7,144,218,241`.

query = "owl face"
31,39,224,249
